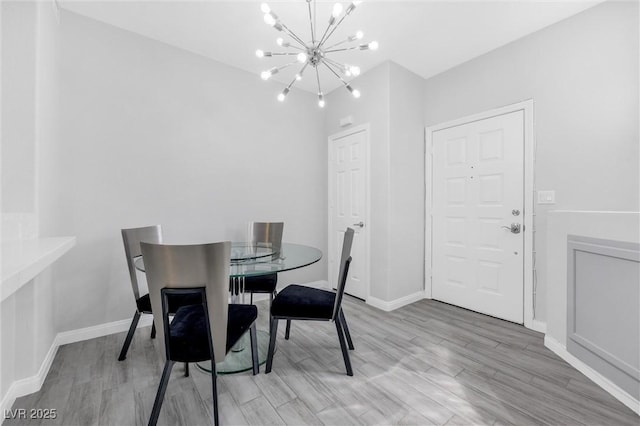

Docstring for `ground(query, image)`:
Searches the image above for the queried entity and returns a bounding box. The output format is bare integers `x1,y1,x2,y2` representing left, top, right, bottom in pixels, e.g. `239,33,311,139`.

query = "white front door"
328,126,369,300
432,110,524,323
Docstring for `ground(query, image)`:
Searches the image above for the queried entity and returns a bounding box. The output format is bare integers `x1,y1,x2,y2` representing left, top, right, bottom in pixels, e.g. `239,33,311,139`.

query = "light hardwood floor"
8,297,639,426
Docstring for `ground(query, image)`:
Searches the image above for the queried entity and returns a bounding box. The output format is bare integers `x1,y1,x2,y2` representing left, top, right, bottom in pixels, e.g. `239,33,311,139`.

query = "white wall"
1,1,38,239
325,61,425,306
38,10,327,332
388,62,426,302
423,1,639,322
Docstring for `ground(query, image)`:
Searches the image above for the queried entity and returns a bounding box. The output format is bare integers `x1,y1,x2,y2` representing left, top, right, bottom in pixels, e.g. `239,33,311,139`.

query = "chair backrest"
121,225,163,300
331,228,355,321
140,241,231,362
248,222,284,253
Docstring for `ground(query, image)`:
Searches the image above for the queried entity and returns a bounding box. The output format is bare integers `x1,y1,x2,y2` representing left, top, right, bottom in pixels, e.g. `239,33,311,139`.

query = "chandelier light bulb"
277,87,290,102
352,89,361,98
297,52,308,63
256,49,265,58
350,65,361,76
318,93,326,108
332,3,343,18
295,73,303,81
345,1,359,15
264,13,276,26
261,70,272,80
356,30,364,39
260,3,271,14
276,37,284,46
368,41,379,51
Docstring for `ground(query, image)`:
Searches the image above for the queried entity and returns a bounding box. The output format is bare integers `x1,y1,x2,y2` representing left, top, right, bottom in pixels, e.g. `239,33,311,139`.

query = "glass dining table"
134,242,322,374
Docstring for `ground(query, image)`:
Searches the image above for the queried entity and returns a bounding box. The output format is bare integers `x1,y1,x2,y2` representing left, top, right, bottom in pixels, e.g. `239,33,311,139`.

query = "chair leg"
250,292,253,305
211,360,220,426
148,360,175,426
249,323,259,375
118,311,140,361
335,319,353,376
184,362,189,377
150,321,156,339
339,309,354,350
265,318,279,374
284,319,291,340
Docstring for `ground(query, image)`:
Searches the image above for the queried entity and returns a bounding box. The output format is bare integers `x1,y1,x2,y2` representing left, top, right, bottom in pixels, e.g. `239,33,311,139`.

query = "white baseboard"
367,290,425,312
544,335,640,415
0,315,153,424
56,315,153,346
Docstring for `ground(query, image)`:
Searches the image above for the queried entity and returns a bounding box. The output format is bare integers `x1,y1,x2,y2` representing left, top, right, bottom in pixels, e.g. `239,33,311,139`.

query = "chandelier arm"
324,46,359,53
322,61,348,86
279,22,308,48
270,52,305,56
308,1,315,45
317,22,334,48
285,75,299,91
298,62,310,77
315,66,322,95
277,60,300,72
318,12,349,46
325,37,355,51
324,57,347,72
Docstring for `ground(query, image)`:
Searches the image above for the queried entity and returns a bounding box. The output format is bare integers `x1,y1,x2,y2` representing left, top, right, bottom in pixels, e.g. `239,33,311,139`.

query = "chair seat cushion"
271,284,335,320
231,273,277,294
136,293,202,314
168,304,258,362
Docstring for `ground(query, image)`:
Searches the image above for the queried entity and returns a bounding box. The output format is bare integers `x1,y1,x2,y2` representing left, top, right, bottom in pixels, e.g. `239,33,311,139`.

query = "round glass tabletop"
134,242,322,277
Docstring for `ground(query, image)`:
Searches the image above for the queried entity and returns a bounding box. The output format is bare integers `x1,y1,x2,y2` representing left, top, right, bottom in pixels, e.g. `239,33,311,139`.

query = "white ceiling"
59,0,602,94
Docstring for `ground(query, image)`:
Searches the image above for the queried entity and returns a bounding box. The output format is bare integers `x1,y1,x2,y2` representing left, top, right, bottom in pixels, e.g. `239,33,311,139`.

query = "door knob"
352,221,365,228
501,223,521,234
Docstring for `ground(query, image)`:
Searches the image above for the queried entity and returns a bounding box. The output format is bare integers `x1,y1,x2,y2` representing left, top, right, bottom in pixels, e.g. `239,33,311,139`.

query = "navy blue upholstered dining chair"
141,241,259,426
265,227,355,376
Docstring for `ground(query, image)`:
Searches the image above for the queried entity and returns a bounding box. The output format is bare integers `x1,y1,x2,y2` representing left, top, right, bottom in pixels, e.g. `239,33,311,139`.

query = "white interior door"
432,111,524,323
329,127,369,300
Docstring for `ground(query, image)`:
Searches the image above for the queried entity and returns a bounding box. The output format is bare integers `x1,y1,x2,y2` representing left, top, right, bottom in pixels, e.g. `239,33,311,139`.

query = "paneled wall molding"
545,336,640,415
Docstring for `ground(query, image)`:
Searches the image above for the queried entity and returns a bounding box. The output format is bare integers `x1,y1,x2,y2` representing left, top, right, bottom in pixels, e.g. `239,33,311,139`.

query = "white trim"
544,336,640,415
424,100,536,330
367,291,425,312
328,124,371,302
424,128,433,298
0,315,152,424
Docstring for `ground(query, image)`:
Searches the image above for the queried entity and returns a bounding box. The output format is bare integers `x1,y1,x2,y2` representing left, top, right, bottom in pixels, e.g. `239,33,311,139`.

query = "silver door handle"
501,223,521,234
352,221,365,228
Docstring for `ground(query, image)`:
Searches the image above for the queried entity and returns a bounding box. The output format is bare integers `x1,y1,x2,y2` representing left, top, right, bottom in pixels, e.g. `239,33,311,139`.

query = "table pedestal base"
197,330,271,375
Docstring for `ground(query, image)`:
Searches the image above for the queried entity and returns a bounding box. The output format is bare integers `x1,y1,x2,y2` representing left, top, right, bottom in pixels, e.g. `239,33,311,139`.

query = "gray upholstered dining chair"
265,228,355,376
240,221,284,305
141,241,259,426
118,225,163,361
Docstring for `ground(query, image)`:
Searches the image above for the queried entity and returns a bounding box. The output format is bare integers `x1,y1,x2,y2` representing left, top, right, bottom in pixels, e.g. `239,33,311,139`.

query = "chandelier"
256,0,378,107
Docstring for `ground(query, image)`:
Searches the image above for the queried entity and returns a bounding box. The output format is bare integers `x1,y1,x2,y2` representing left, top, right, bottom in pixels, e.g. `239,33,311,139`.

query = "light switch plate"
537,190,556,204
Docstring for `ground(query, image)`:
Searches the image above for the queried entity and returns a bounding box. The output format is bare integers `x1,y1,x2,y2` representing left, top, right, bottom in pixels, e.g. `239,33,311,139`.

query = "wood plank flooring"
8,297,639,425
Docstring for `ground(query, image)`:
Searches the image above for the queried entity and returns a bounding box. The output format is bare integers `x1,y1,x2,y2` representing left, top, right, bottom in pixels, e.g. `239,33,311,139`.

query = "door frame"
328,123,371,302
424,100,539,331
